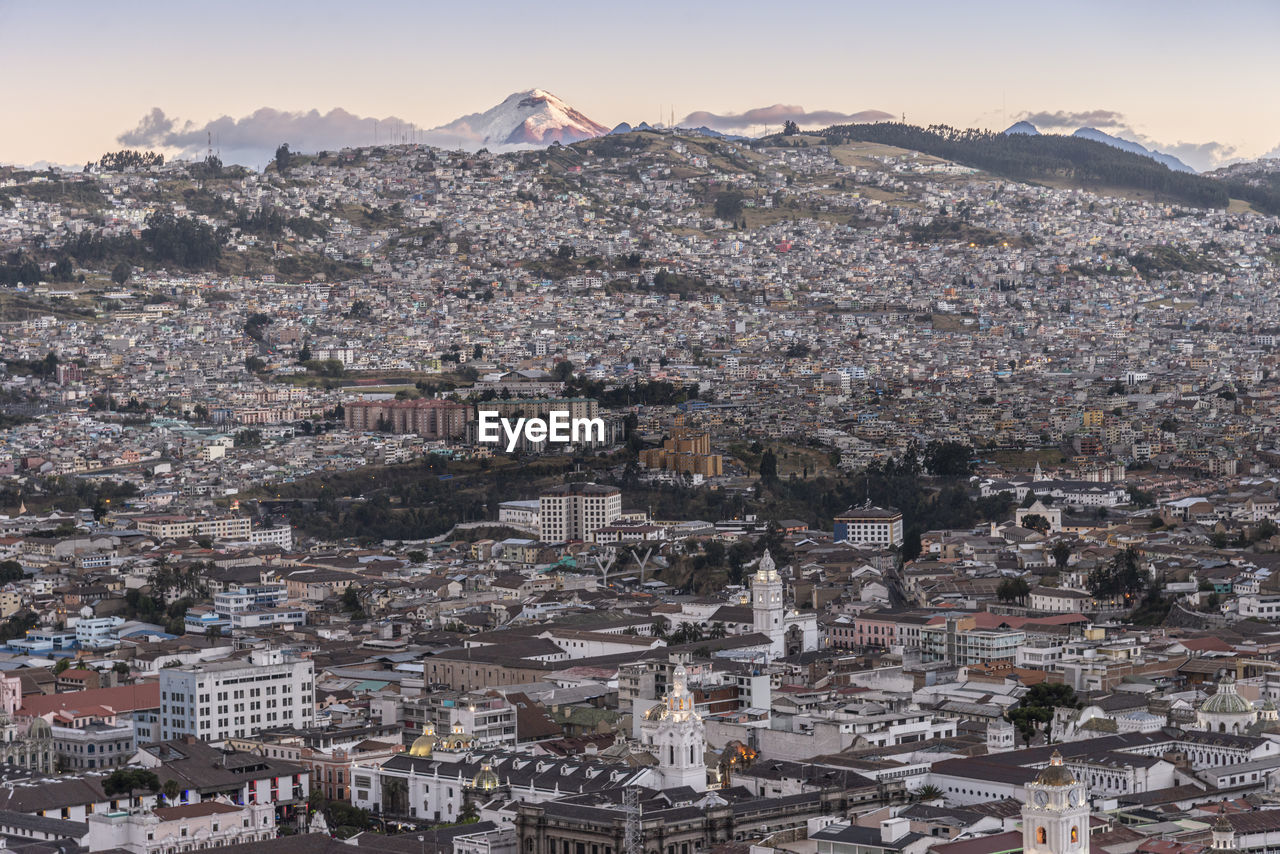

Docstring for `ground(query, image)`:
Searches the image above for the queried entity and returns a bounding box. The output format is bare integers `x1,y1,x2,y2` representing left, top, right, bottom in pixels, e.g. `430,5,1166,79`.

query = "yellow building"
641,426,723,477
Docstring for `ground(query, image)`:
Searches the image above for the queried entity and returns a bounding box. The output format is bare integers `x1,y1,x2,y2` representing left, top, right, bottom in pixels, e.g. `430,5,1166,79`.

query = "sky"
2,0,1278,171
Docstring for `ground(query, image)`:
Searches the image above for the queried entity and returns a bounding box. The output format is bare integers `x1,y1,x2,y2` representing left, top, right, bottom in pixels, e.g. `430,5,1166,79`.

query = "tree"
759,448,779,482
1021,513,1051,534
1252,519,1279,543
1051,541,1072,569
997,577,1030,604
162,779,181,803
714,192,745,221
782,120,800,136
913,784,945,802
111,261,131,285
923,440,974,478
703,540,726,567
1086,546,1145,600
245,356,266,373
275,143,293,174
0,560,22,583
1007,683,1080,746
102,768,161,804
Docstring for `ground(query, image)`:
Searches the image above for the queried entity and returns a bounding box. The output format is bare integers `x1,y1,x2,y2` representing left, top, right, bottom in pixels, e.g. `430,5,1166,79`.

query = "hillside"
816,122,1234,210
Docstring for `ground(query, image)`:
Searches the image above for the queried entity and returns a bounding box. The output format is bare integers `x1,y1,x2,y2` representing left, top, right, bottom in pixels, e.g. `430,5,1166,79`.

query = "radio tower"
622,787,642,854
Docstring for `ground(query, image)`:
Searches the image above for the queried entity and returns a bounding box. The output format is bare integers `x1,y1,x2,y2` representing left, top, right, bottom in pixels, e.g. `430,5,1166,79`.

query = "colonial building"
752,550,819,659
638,665,707,792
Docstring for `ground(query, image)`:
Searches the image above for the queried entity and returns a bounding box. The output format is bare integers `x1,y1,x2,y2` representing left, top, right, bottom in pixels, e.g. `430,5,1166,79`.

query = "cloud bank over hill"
1015,108,1237,172
118,107,420,166
680,105,893,133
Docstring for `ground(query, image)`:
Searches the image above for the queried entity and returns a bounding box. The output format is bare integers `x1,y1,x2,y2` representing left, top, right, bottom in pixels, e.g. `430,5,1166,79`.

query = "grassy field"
728,440,839,479
0,291,101,322
831,142,953,170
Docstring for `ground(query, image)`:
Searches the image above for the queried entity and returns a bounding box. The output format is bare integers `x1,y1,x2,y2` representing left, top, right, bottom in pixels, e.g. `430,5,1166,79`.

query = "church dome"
1034,750,1076,786
471,763,500,791
409,722,438,757
26,718,51,740
1201,676,1252,715
644,703,667,722
753,550,780,584
441,722,475,750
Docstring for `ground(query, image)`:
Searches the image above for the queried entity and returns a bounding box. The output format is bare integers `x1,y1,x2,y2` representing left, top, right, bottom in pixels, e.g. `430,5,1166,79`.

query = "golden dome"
471,762,500,791
1034,750,1076,787
441,722,475,750
409,722,438,757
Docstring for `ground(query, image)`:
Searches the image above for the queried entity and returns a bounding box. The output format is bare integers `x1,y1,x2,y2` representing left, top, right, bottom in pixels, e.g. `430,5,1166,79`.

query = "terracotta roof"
18,682,160,717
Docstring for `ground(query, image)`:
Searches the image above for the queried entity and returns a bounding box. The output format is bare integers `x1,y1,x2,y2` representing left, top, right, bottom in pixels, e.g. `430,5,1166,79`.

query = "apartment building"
403,691,518,748
834,505,904,547
134,515,252,541
343,398,469,438
538,483,622,542
640,426,723,477
158,649,314,741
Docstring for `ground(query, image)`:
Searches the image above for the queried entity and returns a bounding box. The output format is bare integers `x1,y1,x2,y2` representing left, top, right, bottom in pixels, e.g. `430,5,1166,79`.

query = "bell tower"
644,665,707,792
752,550,785,658
1022,751,1089,854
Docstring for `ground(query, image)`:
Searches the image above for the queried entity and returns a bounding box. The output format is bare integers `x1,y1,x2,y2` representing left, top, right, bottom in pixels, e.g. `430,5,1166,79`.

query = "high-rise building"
158,649,314,741
538,483,621,542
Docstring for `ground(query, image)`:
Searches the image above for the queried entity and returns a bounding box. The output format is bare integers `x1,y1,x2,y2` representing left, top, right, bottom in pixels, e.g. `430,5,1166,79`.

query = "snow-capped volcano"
424,89,608,150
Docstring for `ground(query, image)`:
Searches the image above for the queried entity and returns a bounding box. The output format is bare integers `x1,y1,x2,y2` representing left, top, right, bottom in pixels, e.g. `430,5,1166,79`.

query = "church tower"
1022,751,1089,854
752,550,785,658
1211,814,1236,852
643,665,707,791
987,718,1015,754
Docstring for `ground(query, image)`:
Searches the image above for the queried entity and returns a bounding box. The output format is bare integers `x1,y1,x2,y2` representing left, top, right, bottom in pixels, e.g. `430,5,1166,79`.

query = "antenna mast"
622,787,642,854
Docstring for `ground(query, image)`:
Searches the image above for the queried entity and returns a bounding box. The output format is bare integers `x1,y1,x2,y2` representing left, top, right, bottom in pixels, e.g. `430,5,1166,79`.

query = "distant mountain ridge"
1002,121,1194,173
1071,127,1194,173
824,122,1228,209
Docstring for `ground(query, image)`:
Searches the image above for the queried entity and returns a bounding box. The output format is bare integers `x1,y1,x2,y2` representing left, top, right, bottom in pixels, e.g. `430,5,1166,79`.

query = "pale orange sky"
2,0,1277,169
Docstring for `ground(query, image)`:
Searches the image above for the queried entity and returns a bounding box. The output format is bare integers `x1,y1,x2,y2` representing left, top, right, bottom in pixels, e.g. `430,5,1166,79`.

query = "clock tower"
752,550,785,658
1022,751,1089,854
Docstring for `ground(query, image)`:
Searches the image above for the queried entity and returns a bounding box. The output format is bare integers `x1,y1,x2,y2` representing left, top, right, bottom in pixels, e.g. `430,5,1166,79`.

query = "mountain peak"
1004,121,1039,136
426,90,607,151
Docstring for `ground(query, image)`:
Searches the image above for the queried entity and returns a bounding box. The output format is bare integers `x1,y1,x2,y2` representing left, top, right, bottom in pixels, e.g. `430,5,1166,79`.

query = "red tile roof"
18,681,159,717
